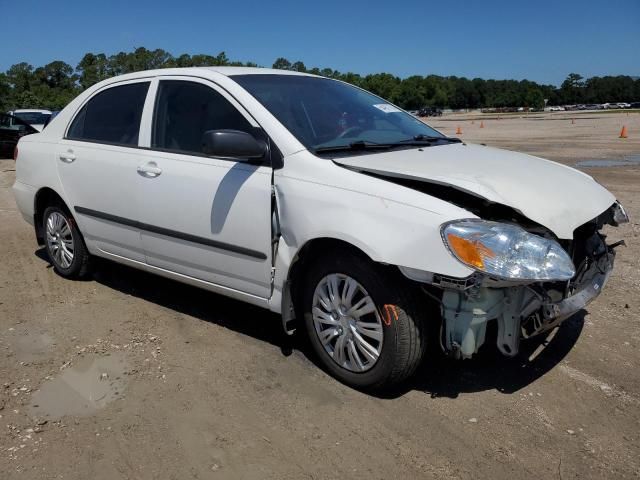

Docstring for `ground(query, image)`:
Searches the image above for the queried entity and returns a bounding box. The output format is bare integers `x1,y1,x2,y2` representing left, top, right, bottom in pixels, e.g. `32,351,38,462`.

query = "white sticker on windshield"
373,103,401,113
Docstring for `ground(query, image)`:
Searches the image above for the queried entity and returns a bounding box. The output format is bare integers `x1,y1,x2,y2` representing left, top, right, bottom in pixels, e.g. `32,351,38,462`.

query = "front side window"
232,74,444,153
152,80,253,155
67,82,150,146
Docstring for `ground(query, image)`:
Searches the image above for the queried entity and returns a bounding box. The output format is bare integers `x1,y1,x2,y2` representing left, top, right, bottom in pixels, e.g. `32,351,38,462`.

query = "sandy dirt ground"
0,111,639,479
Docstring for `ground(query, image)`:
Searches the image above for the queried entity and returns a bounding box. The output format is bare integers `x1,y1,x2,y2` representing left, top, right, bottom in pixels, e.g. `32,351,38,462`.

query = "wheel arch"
283,236,396,323
33,187,71,245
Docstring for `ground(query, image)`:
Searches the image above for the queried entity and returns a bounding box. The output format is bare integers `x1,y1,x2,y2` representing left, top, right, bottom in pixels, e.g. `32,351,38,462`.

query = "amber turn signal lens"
446,233,495,269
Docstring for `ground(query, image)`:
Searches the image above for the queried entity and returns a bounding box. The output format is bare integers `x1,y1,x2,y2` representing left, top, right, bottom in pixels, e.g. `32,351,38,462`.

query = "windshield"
14,112,51,125
232,74,444,152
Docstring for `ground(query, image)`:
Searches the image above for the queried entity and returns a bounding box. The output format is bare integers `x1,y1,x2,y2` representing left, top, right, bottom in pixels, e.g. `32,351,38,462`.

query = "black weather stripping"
74,206,267,260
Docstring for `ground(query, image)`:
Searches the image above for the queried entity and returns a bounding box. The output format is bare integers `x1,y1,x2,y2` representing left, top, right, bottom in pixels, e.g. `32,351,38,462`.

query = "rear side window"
152,80,253,155
67,82,150,146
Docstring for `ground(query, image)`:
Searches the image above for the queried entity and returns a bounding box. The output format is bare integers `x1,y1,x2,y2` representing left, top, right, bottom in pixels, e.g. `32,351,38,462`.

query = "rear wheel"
302,252,427,390
43,205,91,278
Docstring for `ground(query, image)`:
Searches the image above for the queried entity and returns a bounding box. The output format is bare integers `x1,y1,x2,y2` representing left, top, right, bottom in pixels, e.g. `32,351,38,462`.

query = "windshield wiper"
397,134,462,144
313,136,462,154
313,140,395,154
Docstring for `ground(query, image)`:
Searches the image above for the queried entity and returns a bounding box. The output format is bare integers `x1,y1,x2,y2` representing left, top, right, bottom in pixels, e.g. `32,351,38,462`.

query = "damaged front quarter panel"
273,149,625,360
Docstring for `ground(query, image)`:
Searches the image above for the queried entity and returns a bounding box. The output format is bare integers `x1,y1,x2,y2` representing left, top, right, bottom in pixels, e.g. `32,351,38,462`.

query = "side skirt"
93,248,272,310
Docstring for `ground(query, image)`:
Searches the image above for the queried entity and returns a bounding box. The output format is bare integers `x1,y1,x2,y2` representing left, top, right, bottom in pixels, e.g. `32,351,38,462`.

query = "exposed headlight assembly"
442,220,575,281
612,201,629,225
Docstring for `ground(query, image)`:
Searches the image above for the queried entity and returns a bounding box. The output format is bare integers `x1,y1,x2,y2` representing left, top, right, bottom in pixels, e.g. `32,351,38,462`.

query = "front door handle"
59,153,76,163
137,162,162,178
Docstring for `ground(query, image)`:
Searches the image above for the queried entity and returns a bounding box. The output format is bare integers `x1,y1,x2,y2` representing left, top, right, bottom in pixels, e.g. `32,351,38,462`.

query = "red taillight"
13,146,18,161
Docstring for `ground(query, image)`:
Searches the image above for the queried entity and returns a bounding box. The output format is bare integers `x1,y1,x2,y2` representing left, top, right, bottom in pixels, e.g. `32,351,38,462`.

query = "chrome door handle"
59,153,76,163
137,162,162,178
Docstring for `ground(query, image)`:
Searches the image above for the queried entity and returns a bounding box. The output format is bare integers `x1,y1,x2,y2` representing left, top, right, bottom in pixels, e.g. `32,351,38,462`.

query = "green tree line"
1,47,639,112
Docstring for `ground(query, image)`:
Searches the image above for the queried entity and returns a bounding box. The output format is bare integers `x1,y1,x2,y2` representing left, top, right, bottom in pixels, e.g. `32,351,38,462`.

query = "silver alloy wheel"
46,212,75,269
312,273,384,372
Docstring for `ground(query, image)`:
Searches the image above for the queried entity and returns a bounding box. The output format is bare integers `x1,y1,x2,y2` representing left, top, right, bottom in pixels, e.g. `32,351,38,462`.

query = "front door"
136,78,273,298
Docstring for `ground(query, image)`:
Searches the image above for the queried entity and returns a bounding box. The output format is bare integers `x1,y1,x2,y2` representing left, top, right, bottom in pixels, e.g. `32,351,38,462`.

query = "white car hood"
333,143,616,239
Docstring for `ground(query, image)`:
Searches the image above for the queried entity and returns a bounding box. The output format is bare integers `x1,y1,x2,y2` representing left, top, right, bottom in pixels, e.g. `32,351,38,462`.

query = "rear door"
135,77,273,298
57,80,151,262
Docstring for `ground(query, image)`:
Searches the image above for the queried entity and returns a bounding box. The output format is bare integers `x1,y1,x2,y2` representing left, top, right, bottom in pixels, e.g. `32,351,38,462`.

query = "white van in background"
7,109,52,132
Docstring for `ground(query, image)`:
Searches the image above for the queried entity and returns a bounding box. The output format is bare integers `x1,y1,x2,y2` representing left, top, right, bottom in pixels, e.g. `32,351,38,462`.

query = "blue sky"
2,0,638,85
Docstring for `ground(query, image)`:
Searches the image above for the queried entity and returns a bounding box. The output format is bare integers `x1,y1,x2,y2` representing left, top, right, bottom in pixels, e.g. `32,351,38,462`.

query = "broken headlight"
442,220,575,281
612,201,629,225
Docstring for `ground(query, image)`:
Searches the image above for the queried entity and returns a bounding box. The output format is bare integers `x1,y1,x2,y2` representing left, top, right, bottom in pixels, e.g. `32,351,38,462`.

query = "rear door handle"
59,153,76,163
137,162,162,178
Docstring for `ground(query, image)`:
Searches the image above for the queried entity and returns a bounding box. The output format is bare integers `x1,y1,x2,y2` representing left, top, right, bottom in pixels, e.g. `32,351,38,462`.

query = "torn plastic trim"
529,247,616,336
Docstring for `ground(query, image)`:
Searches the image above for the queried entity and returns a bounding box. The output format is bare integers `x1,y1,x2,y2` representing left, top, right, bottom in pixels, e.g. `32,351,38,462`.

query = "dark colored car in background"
0,113,38,159
418,106,443,117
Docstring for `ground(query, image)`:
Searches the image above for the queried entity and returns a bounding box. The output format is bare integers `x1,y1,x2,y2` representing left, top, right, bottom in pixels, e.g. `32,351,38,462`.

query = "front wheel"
302,252,428,390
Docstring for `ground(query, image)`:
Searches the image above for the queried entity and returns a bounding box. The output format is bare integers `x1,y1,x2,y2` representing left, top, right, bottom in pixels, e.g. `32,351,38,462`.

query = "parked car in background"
418,106,442,117
12,67,629,389
630,102,640,109
616,103,631,109
7,109,52,132
0,113,38,158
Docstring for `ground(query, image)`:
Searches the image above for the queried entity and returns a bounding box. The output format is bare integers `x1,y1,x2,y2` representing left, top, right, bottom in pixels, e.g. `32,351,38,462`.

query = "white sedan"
12,67,628,389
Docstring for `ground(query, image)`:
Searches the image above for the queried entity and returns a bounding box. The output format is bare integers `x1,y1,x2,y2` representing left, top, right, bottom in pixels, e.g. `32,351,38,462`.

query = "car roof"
13,109,52,114
206,67,316,77
103,66,318,83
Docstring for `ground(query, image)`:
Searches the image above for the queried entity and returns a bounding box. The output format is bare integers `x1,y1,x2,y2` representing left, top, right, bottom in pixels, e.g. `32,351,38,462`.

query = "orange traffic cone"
455,126,462,135
480,121,484,128
619,126,628,138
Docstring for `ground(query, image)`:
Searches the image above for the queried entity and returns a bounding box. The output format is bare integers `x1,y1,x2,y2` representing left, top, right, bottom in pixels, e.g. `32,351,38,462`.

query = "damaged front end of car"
405,201,627,360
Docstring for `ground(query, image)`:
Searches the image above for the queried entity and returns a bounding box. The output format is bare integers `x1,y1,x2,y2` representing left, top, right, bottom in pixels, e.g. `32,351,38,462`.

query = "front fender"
274,153,476,279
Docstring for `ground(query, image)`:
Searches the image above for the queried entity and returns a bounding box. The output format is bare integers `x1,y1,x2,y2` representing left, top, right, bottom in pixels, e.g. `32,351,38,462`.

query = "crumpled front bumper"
533,250,616,336
440,247,617,359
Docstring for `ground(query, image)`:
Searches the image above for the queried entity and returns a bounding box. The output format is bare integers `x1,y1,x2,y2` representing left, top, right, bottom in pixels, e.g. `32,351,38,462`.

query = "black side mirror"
201,129,266,160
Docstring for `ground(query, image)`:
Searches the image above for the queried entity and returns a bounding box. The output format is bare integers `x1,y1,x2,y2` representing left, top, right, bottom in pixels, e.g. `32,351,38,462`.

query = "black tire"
302,251,428,390
42,204,92,279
